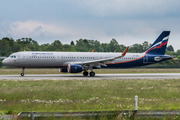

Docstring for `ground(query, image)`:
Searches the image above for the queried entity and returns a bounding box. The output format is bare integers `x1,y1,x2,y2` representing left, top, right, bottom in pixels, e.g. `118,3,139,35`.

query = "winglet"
122,46,129,56
92,49,95,52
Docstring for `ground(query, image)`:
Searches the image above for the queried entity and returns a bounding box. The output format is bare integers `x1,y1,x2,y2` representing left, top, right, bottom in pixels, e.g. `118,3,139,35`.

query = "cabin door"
56,54,61,62
21,53,26,62
143,56,148,64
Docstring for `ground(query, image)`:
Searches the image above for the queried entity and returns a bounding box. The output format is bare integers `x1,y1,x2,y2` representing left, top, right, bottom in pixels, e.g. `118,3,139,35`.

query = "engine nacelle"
67,64,82,73
59,68,68,73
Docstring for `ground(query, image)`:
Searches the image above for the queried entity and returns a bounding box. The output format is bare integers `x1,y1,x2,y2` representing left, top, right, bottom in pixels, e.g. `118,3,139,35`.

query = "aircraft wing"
0,57,7,60
71,46,129,68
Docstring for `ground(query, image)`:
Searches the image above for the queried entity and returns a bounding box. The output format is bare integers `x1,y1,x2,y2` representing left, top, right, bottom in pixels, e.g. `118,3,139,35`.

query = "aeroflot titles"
32,53,54,56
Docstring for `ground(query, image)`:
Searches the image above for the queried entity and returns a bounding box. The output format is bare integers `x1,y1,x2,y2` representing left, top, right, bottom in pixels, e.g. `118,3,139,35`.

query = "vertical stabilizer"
145,31,170,55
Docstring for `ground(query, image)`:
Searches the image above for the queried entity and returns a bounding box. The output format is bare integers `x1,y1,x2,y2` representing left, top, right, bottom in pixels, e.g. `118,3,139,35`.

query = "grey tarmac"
0,73,180,80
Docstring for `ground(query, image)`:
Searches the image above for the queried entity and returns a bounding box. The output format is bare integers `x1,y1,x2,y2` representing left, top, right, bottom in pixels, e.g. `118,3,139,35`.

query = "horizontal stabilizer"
154,56,172,61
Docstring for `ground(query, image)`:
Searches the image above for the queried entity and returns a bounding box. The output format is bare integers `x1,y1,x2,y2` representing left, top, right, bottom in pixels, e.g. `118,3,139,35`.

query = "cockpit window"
9,55,16,58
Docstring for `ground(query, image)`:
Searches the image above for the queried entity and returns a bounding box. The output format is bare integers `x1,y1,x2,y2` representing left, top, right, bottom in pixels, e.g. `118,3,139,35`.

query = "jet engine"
59,68,68,73
67,64,82,73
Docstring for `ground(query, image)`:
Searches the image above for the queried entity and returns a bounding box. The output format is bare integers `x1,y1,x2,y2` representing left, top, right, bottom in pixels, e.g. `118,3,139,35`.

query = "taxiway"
0,73,179,80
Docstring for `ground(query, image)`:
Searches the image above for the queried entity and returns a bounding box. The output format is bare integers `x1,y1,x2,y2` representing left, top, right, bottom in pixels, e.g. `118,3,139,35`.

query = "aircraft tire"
83,71,88,76
21,73,24,77
90,72,95,77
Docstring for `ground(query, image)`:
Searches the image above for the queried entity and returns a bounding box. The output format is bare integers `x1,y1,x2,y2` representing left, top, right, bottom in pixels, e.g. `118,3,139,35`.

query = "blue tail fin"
145,31,170,55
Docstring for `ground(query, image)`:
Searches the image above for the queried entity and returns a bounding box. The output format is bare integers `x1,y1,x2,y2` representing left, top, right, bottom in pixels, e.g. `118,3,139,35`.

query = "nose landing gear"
21,68,25,76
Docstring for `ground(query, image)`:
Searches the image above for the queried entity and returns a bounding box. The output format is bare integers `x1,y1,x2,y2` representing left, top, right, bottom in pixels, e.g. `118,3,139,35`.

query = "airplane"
2,31,172,77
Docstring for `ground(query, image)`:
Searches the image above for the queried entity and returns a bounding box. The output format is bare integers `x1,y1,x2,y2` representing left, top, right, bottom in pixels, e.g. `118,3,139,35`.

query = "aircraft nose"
2,59,8,66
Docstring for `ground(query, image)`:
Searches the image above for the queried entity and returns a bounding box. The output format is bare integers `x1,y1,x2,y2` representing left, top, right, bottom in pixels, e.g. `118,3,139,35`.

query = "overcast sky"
0,0,180,51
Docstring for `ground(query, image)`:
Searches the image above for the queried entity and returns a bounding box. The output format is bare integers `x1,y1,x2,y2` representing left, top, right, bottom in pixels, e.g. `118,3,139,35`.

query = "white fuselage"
3,51,145,68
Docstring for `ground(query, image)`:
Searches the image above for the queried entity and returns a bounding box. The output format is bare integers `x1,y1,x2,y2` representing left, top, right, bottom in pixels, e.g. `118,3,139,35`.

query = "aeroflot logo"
32,53,53,55
149,36,169,49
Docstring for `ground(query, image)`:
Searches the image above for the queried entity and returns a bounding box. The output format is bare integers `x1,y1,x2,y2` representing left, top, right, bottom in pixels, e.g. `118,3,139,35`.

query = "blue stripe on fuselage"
103,54,172,68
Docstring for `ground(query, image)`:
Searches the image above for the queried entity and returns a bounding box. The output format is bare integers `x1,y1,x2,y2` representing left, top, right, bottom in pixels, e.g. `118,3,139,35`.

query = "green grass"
0,79,180,115
0,68,180,75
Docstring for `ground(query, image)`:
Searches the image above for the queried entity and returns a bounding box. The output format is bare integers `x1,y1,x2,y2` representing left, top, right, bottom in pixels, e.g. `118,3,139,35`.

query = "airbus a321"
2,31,172,77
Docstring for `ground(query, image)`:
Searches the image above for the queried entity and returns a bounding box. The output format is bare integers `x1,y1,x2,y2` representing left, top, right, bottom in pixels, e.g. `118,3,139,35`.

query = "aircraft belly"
24,59,63,68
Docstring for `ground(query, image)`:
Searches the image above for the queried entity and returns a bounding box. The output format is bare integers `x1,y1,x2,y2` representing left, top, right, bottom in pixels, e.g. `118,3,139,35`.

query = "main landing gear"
21,67,25,76
90,71,95,77
83,71,95,77
83,71,88,76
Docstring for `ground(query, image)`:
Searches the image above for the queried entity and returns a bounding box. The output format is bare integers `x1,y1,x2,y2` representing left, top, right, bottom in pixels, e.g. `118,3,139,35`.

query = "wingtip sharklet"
122,46,129,56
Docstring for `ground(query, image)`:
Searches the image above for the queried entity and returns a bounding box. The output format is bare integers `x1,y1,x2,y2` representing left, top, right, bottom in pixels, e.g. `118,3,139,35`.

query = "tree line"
0,37,179,68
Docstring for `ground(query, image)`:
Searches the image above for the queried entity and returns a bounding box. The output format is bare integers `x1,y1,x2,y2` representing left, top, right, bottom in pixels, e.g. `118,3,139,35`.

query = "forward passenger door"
21,53,26,62
56,54,61,62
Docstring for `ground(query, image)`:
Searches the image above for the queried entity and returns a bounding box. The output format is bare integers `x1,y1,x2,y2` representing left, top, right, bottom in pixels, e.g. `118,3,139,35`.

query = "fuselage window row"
60,57,95,59
10,56,138,60
29,56,55,59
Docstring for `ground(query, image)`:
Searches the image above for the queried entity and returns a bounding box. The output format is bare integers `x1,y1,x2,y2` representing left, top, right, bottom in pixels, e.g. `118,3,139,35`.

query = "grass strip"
0,79,180,114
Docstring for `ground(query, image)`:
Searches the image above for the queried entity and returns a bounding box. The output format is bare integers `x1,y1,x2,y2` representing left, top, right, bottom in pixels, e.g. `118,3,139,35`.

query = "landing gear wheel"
21,67,25,77
90,71,95,77
21,73,24,76
83,71,88,76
